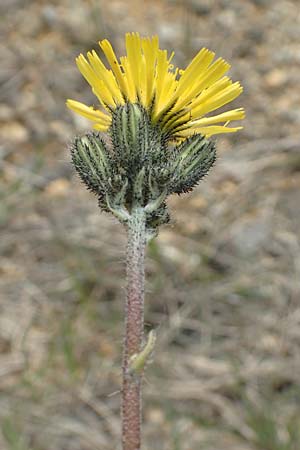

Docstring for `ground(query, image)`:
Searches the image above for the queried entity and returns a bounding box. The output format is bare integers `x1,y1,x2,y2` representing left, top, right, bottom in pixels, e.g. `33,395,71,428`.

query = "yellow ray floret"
67,32,244,139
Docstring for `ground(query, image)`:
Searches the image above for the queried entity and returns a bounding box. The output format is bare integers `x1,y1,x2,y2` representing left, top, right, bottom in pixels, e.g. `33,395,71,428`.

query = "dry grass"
1,0,300,449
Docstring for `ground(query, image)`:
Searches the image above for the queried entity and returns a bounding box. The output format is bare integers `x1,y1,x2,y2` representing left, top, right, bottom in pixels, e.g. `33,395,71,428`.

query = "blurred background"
1,0,300,449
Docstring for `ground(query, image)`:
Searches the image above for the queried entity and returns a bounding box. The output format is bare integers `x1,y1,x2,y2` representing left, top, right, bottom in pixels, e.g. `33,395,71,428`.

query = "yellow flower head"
67,32,245,140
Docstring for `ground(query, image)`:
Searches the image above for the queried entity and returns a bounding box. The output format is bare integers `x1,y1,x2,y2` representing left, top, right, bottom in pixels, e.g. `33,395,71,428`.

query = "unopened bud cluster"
71,103,216,233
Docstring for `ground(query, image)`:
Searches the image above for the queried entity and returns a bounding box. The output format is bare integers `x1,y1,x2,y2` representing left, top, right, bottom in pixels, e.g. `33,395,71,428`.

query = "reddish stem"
122,207,146,450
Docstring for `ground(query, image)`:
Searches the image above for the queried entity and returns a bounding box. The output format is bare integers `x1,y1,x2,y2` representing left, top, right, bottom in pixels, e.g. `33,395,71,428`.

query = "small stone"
219,180,239,195
217,10,237,29
0,104,14,121
189,194,208,209
45,178,70,197
264,69,287,88
0,122,29,144
158,23,180,42
260,334,280,352
146,408,165,424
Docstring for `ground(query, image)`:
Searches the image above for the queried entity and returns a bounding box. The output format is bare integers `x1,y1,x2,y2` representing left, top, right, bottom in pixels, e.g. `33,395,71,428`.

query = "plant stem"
122,207,146,450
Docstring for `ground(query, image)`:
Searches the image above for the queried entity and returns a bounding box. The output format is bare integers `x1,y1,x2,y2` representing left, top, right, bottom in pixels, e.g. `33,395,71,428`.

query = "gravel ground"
1,1,300,449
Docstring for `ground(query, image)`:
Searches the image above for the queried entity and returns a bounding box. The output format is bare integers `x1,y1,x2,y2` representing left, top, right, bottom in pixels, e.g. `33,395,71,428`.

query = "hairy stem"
122,207,146,450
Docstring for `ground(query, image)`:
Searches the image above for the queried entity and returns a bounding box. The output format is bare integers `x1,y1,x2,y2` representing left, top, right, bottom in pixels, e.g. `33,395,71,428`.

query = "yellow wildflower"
67,32,245,139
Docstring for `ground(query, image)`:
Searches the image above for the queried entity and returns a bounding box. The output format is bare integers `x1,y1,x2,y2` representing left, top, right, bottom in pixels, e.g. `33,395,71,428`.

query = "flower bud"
70,103,216,231
168,135,216,194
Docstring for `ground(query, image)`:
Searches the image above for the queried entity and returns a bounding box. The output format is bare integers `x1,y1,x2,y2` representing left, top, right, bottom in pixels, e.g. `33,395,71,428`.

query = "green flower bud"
168,135,216,194
70,133,112,204
70,103,216,231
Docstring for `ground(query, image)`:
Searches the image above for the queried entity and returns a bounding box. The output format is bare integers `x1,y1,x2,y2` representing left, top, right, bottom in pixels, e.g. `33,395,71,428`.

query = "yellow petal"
87,50,123,104
191,108,245,127
179,124,243,138
191,82,243,118
141,36,159,104
66,99,110,125
125,32,142,92
99,39,129,98
93,122,110,131
120,56,137,102
68,36,244,140
176,48,215,95
174,59,230,111
76,55,115,107
189,77,233,112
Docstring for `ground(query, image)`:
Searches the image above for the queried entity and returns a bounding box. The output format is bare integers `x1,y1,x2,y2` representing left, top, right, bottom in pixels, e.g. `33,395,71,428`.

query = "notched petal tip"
68,34,244,140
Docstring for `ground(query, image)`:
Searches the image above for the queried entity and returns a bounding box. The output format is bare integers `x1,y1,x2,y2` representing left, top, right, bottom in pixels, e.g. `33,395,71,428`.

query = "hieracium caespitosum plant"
67,32,244,450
